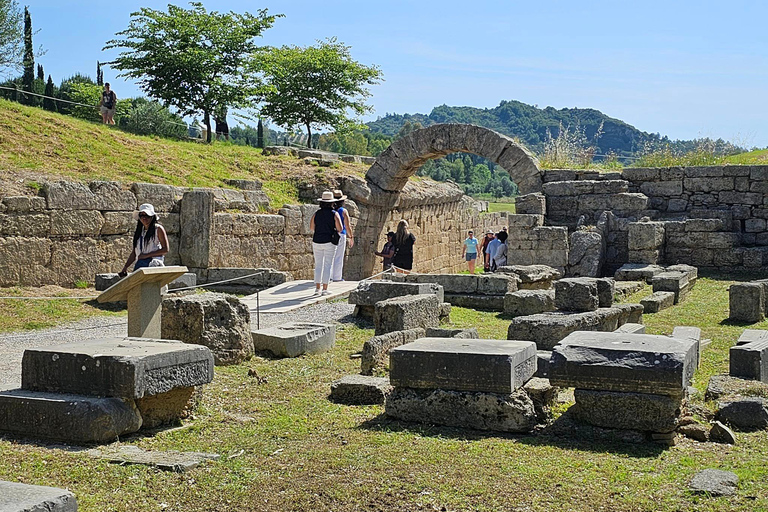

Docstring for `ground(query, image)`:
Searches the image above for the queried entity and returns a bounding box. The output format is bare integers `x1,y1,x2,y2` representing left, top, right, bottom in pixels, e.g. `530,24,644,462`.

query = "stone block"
503,289,556,317
477,274,519,295
614,281,645,300
737,329,768,346
95,272,123,291
361,328,425,375
496,264,561,289
44,180,137,210
588,278,615,307
717,397,768,430
330,375,392,405
0,389,142,443
443,293,505,311
614,323,646,334
384,387,536,433
573,389,682,432
21,338,214,398
179,190,214,268
555,277,599,312
349,281,443,311
652,271,689,303
405,273,478,294
162,293,253,365
252,322,335,358
628,222,665,251
425,327,479,339
205,267,291,292
671,326,702,367
514,193,546,215
0,213,50,236
535,350,552,377
1,196,46,213
629,249,661,264
131,183,183,212
730,339,768,383
135,387,196,428
50,210,104,236
567,231,604,278
0,481,78,512
167,272,197,291
390,338,536,394
614,263,665,282
640,291,675,313
523,377,558,423
729,283,765,323
86,445,219,473
689,469,739,497
374,295,441,335
549,331,697,397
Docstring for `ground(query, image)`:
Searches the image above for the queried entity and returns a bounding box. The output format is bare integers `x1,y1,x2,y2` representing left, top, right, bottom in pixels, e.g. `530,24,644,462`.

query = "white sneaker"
312,288,321,297
321,290,332,296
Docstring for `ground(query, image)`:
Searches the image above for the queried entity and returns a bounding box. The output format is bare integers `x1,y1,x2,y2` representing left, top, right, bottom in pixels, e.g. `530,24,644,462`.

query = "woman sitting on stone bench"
118,203,169,277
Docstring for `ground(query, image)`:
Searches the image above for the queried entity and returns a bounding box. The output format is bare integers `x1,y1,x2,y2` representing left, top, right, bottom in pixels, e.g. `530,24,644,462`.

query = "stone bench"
496,264,561,290
0,480,77,512
389,273,518,312
640,291,675,313
252,322,335,358
506,304,644,350
349,280,443,318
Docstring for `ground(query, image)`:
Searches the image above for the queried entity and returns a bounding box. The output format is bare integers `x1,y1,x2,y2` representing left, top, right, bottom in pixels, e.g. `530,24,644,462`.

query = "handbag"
330,229,340,246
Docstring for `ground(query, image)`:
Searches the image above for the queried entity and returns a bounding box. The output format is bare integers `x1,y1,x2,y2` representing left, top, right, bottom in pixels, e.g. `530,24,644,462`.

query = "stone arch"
365,123,543,200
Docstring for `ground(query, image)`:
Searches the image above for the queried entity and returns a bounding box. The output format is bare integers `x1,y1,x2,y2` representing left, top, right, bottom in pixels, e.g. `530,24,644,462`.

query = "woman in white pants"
331,190,354,281
310,191,343,296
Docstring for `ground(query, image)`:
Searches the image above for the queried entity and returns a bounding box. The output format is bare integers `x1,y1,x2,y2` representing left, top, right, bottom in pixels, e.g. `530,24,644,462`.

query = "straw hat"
317,191,336,203
333,189,347,201
133,203,160,220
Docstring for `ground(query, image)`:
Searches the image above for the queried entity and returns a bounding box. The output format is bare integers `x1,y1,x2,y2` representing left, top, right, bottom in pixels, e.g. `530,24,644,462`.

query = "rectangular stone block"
252,322,335,358
444,293,505,311
628,222,665,251
0,481,78,512
349,281,443,307
737,329,768,346
550,331,698,397
614,263,665,282
361,328,426,375
21,338,214,399
390,338,537,394
374,295,441,335
640,291,675,313
95,272,123,291
555,277,599,312
504,289,556,317
167,272,197,291
614,323,646,334
0,389,142,443
729,283,765,323
573,389,682,433
652,271,689,303
730,339,768,383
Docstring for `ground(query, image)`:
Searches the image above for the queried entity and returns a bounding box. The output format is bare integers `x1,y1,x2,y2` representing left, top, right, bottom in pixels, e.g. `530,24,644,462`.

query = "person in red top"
480,231,495,272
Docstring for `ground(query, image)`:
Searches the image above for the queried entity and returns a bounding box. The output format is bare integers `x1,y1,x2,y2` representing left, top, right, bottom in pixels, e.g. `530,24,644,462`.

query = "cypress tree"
21,7,34,105
36,63,43,81
43,75,55,111
97,61,103,86
257,118,265,148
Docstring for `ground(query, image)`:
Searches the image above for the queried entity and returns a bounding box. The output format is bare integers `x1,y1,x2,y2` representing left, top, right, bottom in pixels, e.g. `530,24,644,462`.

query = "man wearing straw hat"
310,191,343,296
331,189,354,282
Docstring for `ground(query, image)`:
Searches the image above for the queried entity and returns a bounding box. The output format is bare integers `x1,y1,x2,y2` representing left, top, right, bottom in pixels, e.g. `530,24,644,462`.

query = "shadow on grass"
719,318,758,327
84,299,126,312
356,410,666,458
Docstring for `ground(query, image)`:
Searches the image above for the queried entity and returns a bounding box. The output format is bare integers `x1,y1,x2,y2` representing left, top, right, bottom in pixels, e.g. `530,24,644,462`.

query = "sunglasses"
138,213,150,219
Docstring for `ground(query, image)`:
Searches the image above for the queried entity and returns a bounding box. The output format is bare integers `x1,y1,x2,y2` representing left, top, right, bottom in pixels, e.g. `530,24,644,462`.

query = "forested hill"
366,100,666,157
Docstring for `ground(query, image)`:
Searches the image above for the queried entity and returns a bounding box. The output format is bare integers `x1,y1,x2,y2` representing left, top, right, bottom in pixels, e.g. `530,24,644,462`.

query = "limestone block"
443,293,505,311
1,196,46,213
729,283,765,323
716,397,768,430
685,218,725,232
385,387,536,432
549,331,697,397
639,180,683,197
614,323,646,334
45,180,137,210
496,264,561,288
406,273,479,294
683,177,734,192
573,389,682,432
131,183,184,212
361,328,426,375
349,281,444,309
640,291,675,313
614,263,665,282
101,211,134,235
231,214,285,236
730,339,768,383
50,210,104,236
135,386,196,428
95,273,122,291
477,274,519,294
0,213,50,236
330,375,392,405
503,289,556,317
689,469,739,497
162,293,253,365
588,278,615,307
515,193,546,215
0,389,142,443
0,481,78,512
628,221,665,251
737,329,768,346
374,294,440,335
22,338,214,398
179,190,214,268
506,214,544,227
567,231,603,277
252,322,335,358
555,277,599,312
299,204,320,235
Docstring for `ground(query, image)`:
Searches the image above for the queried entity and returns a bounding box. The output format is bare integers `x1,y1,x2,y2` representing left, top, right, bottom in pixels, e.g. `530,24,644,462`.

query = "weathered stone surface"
396,272,518,295
737,329,768,346
640,291,675,313
613,281,645,300
507,304,644,350
179,190,214,268
167,272,197,291
87,445,219,473
550,331,697,397
523,377,558,423
1,196,46,213
589,278,615,307
614,263,665,282
628,222,665,251
349,281,444,309
652,271,689,304
678,422,710,442
729,338,768,382
614,323,646,334
443,293,505,311
496,264,561,289
330,375,392,405
729,283,765,323
263,145,298,157
0,213,50,236
50,210,104,236
0,481,78,512
204,267,290,292
689,469,738,496
535,350,552,377
95,272,123,291
131,183,184,212
504,289,556,317
425,327,479,339
252,322,335,358
706,374,768,401
390,338,536,394
162,293,253,365
567,231,604,278
515,192,546,215
0,389,142,443
572,389,682,432
374,294,440,335
709,420,737,444
555,277,599,312
135,386,196,428
44,180,136,210
385,387,537,433
361,328,426,375
21,338,214,398
717,397,768,430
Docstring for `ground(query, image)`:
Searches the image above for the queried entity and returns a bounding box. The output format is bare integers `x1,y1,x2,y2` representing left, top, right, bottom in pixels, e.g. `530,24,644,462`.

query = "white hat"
317,191,336,203
134,203,160,220
332,189,347,201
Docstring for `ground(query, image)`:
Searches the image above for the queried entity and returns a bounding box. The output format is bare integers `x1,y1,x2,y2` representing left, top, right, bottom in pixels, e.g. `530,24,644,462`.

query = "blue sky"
23,0,768,146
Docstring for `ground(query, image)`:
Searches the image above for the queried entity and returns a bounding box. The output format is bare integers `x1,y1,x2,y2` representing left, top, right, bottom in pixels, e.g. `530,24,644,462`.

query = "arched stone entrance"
345,124,543,278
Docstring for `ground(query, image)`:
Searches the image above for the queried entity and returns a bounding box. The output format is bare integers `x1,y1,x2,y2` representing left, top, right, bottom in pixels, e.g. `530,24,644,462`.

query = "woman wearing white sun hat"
309,191,343,296
118,203,169,277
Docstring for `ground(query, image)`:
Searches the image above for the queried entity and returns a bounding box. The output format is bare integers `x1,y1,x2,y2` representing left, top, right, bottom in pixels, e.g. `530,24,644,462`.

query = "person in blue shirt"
486,234,501,272
462,230,480,274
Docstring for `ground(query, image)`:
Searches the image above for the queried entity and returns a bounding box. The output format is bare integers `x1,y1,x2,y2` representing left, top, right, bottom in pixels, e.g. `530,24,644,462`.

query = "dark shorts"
133,258,152,271
465,252,478,261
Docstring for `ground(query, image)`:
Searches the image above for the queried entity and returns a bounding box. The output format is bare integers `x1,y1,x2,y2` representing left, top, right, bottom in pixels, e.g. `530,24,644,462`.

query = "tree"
36,62,42,80
257,118,264,148
0,0,22,77
105,3,280,142
96,61,103,86
257,38,383,148
21,6,32,104
43,74,55,111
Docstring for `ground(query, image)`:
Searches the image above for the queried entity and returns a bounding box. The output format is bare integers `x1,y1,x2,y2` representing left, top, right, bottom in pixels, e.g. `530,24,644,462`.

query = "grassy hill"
0,99,367,208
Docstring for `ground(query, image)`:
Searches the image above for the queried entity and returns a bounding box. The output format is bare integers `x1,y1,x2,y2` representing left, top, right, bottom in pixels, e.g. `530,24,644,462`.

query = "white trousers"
331,234,347,281
313,242,336,285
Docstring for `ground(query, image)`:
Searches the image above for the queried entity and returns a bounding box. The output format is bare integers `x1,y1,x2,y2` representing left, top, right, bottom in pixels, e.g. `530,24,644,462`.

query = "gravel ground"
0,299,364,390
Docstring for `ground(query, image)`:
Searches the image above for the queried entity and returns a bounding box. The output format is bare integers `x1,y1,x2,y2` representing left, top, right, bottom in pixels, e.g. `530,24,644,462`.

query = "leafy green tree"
66,82,104,121
105,2,280,142
42,74,55,111
118,97,187,138
0,0,22,76
257,38,383,147
21,6,32,104
57,73,95,115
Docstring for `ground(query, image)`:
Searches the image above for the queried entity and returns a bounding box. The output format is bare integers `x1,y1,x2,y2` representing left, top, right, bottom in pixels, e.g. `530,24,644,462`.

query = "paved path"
239,280,359,313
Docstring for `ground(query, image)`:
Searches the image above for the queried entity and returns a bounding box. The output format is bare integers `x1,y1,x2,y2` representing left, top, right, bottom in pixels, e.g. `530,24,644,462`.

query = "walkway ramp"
240,280,359,313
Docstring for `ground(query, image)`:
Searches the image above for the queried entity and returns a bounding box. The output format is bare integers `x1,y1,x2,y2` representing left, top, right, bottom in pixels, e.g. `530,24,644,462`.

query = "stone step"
640,291,675,313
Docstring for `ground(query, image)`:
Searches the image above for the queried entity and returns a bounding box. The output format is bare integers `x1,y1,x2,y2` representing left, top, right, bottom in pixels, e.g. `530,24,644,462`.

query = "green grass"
2,274,768,511
487,202,517,214
726,149,768,165
0,98,367,209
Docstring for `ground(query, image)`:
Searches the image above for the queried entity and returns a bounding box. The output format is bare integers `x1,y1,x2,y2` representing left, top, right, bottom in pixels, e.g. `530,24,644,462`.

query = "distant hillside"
367,100,666,157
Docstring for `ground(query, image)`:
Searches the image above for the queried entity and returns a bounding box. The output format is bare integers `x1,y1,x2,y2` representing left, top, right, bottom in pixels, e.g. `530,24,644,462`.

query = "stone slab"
384,387,536,433
390,338,536,394
374,295,440,335
95,273,122,292
329,375,392,405
614,323,646,334
251,322,335,358
717,397,768,430
640,291,675,313
614,263,665,282
737,329,768,346
443,293,505,311
689,469,739,496
651,271,689,303
86,445,220,473
729,283,765,323
730,339,768,383
573,389,682,433
97,266,189,303
0,481,77,512
503,289,555,317
0,389,142,443
549,331,697,397
21,338,214,399
349,281,443,307
424,327,479,339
